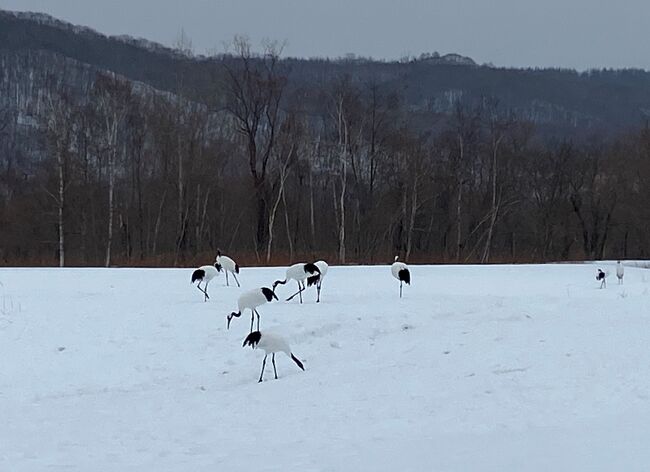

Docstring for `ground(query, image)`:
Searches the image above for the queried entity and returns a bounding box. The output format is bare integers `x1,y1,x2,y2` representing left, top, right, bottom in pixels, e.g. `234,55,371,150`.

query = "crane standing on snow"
215,249,240,287
391,256,411,298
242,331,305,383
273,262,321,304
191,263,220,302
227,287,278,332
285,260,328,303
616,261,624,285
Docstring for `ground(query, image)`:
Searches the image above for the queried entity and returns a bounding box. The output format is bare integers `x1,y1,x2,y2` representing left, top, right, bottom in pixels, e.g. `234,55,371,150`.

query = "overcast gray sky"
1,0,649,70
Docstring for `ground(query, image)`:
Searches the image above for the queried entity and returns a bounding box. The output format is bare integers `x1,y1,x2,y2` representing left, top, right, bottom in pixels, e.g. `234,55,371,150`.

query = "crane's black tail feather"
191,269,205,283
307,274,320,287
399,269,411,285
243,331,261,348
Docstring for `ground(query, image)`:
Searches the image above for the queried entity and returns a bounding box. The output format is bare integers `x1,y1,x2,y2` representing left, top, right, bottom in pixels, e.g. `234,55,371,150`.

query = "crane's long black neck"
227,310,241,329
273,279,287,290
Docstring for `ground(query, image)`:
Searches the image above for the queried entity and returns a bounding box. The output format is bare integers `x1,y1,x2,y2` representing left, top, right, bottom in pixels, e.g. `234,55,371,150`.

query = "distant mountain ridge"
2,10,188,58
2,8,650,136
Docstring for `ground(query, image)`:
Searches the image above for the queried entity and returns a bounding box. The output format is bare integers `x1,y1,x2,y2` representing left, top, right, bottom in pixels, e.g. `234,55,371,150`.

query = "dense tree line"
1,39,650,266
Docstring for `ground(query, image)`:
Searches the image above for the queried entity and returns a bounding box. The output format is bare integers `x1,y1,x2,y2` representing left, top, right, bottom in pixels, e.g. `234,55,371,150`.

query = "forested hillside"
1,9,650,266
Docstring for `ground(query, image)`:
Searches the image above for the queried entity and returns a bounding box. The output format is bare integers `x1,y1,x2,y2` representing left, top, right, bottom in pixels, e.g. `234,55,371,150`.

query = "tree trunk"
406,181,418,261
282,183,294,263
265,144,293,263
57,143,65,267
456,180,463,263
105,145,115,267
177,131,184,254
266,185,282,263
255,181,267,252
455,135,464,263
152,189,167,256
338,155,347,264
482,135,502,263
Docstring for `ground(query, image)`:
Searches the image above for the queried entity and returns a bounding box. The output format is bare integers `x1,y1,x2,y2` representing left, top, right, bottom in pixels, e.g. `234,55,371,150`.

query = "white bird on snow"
191,263,220,301
242,331,305,383
616,261,624,285
216,249,241,287
273,262,321,304
227,287,278,332
391,256,411,298
285,260,329,303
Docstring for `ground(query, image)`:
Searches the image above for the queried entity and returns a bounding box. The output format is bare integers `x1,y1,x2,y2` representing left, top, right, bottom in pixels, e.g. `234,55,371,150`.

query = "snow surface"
1,263,650,471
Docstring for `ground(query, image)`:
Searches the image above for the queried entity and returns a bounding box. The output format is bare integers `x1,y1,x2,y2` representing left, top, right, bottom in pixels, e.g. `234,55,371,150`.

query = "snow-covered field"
1,263,650,471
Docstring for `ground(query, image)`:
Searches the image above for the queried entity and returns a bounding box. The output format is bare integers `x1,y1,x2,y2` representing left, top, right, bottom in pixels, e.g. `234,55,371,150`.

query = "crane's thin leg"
299,281,303,304
272,353,278,379
204,281,210,301
226,272,229,286
259,355,267,383
255,309,261,331
250,310,255,333
317,283,321,303
232,272,241,287
286,286,306,301
197,283,209,301
400,281,403,298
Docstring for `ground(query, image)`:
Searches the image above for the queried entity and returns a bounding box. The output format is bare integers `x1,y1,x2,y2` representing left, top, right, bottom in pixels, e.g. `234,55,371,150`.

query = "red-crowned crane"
191,263,220,301
285,260,329,303
227,287,278,332
273,262,321,304
391,256,411,298
216,249,240,287
242,331,305,383
616,261,624,285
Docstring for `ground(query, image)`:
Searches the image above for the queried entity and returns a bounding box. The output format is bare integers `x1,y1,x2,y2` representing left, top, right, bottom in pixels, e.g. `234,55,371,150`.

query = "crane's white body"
197,265,219,281
237,288,272,312
228,287,277,332
251,332,292,356
217,254,237,273
216,251,240,287
285,263,316,283
616,261,624,284
391,261,408,280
